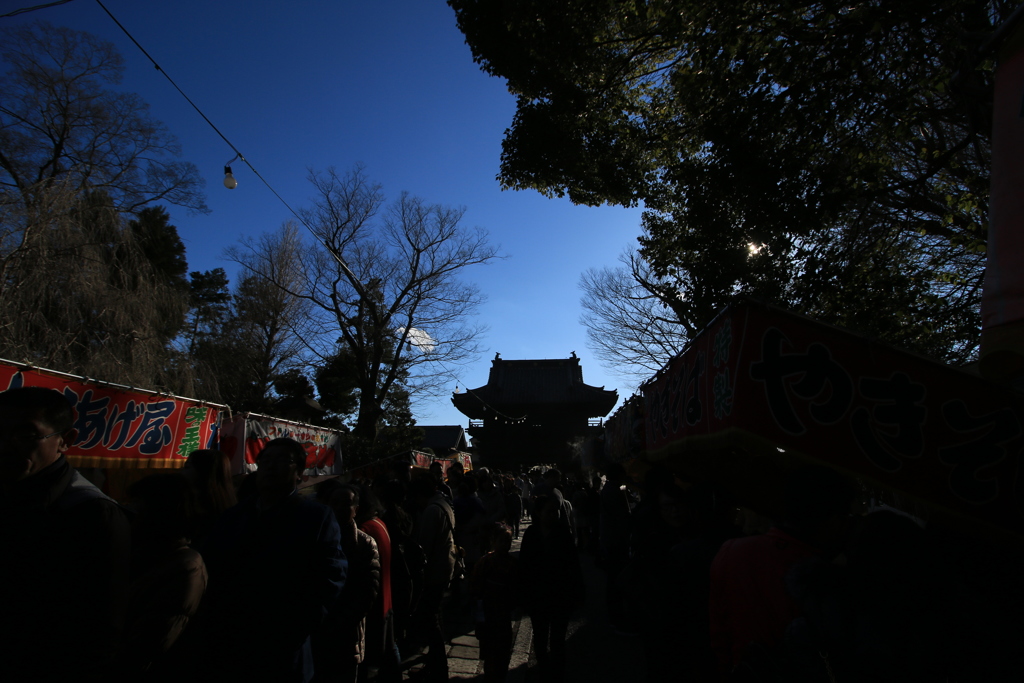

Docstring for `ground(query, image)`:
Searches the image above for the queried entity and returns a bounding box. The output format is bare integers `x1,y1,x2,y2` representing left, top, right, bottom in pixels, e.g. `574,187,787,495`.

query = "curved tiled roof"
451,356,617,419
419,425,469,453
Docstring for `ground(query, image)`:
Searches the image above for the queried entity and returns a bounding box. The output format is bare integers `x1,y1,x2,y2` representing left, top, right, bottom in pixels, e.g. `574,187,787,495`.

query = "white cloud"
398,327,436,353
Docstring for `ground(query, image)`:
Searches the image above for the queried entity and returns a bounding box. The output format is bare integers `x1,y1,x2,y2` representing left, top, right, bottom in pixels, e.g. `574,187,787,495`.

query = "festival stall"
405,449,473,473
0,360,221,468
0,360,348,491
603,395,646,465
427,450,473,474
635,300,1024,538
0,359,223,498
218,413,343,476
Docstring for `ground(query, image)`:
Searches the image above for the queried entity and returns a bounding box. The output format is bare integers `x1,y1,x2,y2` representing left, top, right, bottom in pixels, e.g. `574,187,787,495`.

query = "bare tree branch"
230,166,501,437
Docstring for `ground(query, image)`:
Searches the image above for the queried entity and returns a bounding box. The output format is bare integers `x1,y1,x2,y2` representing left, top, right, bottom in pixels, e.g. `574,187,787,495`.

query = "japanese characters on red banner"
604,396,646,463
0,361,219,468
415,452,473,473
220,414,342,476
641,302,1024,533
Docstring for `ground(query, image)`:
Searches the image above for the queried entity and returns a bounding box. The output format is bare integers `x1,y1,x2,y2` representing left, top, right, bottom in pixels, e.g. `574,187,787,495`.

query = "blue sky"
3,0,646,427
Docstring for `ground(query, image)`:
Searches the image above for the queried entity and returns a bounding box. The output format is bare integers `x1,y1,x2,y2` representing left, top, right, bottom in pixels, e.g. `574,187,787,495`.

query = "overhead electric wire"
92,1,305,223
0,0,75,18
18,0,508,425
90,0,365,289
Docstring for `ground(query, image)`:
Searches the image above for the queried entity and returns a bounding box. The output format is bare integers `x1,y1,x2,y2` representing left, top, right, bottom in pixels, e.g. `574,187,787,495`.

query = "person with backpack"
409,475,457,682
196,438,348,682
376,477,423,658
520,492,585,683
313,484,380,683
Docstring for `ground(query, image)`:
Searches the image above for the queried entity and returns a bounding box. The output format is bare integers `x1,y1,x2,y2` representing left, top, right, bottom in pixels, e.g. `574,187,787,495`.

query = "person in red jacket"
709,464,854,679
355,483,402,683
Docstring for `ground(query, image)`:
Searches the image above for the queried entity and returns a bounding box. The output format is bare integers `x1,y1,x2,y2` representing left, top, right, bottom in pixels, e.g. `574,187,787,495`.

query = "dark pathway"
401,520,645,682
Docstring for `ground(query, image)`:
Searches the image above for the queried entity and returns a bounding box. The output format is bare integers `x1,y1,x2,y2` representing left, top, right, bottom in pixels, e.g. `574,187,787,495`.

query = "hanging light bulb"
223,153,241,189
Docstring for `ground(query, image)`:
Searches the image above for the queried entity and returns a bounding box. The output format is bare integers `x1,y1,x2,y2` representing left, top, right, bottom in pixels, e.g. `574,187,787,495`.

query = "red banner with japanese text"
412,451,433,469
0,361,220,468
641,302,1024,534
425,452,472,474
220,414,342,476
604,396,646,463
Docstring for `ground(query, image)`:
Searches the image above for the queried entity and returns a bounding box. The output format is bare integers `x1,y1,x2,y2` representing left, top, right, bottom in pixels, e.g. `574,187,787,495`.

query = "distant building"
418,424,470,456
451,353,617,470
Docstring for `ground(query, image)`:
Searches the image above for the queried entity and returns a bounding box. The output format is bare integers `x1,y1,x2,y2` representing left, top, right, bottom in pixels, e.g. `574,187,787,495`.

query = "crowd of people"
2,386,1020,682
0,386,535,683
587,463,1017,683
430,461,1015,683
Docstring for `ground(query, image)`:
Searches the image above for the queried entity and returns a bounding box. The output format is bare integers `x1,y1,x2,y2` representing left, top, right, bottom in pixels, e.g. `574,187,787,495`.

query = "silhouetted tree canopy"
0,22,208,392
453,0,1007,365
0,188,193,390
0,21,207,215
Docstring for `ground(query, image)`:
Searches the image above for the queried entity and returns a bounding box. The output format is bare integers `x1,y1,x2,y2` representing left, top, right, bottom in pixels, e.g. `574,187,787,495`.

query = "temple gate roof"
451,353,618,419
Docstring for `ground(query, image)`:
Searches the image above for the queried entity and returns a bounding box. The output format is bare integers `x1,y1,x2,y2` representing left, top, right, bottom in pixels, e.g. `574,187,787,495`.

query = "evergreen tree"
452,0,1006,365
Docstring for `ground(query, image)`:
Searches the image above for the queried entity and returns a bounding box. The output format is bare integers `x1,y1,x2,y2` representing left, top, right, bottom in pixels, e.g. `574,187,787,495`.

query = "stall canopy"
219,413,343,476
0,359,220,469
640,301,1024,536
404,449,472,472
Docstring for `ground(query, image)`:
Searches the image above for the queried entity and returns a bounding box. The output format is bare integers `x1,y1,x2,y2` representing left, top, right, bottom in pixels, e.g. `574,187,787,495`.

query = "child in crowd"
469,522,519,683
